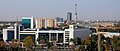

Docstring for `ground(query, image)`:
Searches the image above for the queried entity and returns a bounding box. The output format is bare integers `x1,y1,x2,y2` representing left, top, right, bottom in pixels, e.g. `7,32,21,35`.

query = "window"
7,31,14,41
22,19,31,29
20,34,35,42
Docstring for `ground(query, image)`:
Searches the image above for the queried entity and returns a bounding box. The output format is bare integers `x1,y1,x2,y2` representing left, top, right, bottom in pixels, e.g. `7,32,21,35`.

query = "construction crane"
97,21,120,51
97,20,101,51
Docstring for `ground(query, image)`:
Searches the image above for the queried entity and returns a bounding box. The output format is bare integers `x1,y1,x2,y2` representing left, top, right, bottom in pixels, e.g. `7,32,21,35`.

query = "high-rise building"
67,12,72,22
22,16,34,29
35,18,57,29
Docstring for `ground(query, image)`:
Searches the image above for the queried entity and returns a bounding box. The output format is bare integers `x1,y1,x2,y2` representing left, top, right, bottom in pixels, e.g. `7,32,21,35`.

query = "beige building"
35,18,57,29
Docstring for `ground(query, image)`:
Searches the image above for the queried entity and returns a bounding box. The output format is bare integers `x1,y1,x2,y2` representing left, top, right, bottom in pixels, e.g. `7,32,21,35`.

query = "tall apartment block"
35,18,57,29
67,12,72,22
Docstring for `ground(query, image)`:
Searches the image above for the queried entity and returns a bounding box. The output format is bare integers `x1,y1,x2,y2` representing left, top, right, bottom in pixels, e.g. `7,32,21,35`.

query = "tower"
75,4,78,23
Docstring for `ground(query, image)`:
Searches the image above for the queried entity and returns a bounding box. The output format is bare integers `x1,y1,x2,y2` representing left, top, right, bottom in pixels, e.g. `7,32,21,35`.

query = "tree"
81,37,97,51
51,37,57,46
74,37,81,45
10,39,19,47
69,38,75,48
111,36,120,51
23,36,34,51
0,38,6,51
9,39,22,51
50,45,57,51
102,44,110,51
0,38,6,47
50,37,57,51
37,37,48,48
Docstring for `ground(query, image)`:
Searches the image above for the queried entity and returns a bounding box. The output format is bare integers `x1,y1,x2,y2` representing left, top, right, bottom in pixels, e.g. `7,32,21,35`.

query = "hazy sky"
0,0,120,21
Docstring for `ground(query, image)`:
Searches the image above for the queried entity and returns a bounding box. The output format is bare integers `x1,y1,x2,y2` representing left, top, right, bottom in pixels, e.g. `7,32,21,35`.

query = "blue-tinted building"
67,12,72,21
22,16,34,29
3,23,20,41
7,31,14,41
37,31,64,44
22,19,31,29
3,27,15,41
56,17,63,22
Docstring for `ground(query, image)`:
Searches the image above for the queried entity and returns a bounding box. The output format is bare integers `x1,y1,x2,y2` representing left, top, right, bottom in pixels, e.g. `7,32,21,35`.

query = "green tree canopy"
23,36,34,50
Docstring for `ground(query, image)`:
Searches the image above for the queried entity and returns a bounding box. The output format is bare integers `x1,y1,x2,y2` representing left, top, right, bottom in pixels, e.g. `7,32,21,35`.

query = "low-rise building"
3,24,74,45
92,32,120,38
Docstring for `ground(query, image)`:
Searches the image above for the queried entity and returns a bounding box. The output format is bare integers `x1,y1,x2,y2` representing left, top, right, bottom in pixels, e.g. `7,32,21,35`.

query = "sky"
0,0,120,21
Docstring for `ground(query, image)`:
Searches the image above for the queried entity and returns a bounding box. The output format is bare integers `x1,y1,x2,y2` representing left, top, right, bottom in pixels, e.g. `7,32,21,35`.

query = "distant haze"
0,0,120,21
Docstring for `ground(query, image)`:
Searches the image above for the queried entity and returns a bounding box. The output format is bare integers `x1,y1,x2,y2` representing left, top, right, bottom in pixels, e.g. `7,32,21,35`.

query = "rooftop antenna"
75,3,78,23
15,16,18,25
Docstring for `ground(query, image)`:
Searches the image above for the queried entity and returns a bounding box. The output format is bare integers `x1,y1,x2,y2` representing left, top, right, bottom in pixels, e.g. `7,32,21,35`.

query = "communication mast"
75,4,78,23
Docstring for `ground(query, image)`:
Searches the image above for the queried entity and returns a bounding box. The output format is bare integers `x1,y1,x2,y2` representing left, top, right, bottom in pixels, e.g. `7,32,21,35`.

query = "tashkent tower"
75,4,78,23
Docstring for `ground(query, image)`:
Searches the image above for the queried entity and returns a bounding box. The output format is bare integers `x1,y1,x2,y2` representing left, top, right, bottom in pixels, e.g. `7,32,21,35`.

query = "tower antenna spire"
75,3,78,23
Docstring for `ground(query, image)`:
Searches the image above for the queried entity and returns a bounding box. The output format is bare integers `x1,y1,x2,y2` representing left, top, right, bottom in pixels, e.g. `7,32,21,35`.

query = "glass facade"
7,31,14,41
42,19,45,28
22,19,31,29
20,26,23,31
38,33,49,41
16,26,19,39
56,17,63,22
58,33,63,43
67,12,72,21
20,34,35,42
51,33,56,41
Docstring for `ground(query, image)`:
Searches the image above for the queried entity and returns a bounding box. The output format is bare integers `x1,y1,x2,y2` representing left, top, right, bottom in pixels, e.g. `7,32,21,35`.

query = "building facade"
67,12,72,22
36,30,64,44
35,18,57,29
55,17,64,26
3,16,74,45
22,16,34,29
3,25,74,45
56,17,63,22
3,28,15,41
19,31,36,42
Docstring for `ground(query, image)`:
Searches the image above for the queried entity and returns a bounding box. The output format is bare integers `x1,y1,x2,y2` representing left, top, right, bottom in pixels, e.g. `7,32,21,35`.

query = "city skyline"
0,0,120,21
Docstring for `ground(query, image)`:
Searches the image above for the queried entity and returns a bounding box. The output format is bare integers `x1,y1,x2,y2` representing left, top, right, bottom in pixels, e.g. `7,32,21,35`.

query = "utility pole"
97,20,101,51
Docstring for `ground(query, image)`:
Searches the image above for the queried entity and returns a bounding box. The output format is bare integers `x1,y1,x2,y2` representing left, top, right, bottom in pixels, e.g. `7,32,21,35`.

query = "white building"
3,27,15,41
64,25,74,44
92,32,120,38
3,23,20,41
3,24,74,45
